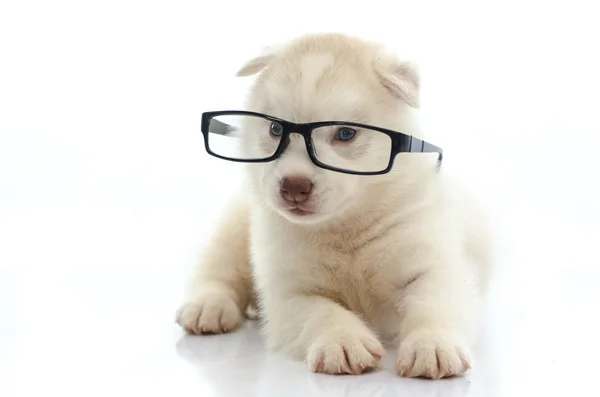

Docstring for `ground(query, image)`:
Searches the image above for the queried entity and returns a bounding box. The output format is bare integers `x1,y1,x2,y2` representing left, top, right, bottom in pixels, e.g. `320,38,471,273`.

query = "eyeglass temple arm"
409,137,444,165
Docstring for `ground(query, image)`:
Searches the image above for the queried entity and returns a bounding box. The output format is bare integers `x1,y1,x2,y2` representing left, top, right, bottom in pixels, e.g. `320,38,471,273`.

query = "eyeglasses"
201,110,443,176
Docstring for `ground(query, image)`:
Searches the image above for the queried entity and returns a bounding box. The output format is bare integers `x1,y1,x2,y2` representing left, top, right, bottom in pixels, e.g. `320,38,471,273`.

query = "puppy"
176,33,493,379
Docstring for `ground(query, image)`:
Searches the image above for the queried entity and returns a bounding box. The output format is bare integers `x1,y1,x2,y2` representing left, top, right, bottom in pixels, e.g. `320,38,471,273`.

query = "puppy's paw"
307,328,384,375
396,330,471,379
175,291,243,335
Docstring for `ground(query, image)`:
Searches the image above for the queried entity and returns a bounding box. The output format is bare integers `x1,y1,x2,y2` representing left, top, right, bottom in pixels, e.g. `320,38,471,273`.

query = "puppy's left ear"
235,45,281,77
374,57,421,108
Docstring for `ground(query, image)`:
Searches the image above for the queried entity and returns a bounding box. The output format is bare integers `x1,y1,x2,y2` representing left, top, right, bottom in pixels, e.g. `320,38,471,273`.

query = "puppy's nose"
280,176,313,203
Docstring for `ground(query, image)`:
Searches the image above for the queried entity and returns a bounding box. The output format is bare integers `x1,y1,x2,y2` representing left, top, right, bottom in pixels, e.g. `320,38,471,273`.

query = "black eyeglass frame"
201,110,443,176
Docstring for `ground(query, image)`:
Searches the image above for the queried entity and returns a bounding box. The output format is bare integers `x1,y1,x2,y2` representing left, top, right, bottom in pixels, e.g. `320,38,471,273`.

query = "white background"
1,1,599,396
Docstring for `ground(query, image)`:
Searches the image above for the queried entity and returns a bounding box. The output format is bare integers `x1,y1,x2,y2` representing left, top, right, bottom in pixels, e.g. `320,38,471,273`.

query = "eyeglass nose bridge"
284,122,313,136
279,124,317,158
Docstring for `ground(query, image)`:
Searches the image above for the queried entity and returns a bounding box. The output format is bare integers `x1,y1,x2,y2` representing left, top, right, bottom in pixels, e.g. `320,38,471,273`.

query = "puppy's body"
177,33,493,379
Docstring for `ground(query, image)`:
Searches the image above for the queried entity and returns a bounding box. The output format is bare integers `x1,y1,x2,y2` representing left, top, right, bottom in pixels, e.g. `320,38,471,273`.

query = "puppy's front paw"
307,328,384,375
396,330,471,379
175,291,243,335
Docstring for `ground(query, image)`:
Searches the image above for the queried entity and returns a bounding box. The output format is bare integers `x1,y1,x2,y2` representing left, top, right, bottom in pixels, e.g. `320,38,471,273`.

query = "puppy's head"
236,33,423,225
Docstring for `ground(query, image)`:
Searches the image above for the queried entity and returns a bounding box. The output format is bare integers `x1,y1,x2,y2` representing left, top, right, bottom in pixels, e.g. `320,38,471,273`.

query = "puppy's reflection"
175,321,266,397
310,374,471,397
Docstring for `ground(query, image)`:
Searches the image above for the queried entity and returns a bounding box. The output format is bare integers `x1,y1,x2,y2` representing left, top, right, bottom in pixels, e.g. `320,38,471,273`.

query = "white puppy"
176,33,493,379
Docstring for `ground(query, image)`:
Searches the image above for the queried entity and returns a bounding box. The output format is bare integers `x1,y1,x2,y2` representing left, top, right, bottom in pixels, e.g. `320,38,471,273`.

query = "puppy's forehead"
298,53,335,89
260,52,371,123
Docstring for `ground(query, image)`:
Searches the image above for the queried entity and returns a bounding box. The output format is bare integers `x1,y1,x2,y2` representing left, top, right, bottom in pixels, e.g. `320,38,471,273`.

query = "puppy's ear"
235,45,281,77
374,57,420,108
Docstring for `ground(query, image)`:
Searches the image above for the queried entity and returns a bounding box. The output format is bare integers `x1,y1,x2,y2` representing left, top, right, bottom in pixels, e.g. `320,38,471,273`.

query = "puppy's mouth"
288,207,314,217
281,202,316,216
278,201,333,224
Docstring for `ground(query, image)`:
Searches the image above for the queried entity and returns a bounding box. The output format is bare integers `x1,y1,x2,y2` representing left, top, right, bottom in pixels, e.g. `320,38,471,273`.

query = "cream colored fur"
176,33,493,379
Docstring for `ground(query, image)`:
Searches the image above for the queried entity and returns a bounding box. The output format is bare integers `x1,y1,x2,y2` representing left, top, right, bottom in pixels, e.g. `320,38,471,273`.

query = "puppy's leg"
395,263,480,379
176,195,253,334
263,295,384,375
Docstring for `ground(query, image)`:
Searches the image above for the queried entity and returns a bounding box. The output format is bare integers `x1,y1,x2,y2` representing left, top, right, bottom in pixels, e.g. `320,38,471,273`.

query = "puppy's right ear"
374,55,421,108
235,45,281,77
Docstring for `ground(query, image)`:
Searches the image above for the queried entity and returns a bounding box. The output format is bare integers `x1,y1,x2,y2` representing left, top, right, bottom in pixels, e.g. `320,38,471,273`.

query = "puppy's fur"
176,33,493,379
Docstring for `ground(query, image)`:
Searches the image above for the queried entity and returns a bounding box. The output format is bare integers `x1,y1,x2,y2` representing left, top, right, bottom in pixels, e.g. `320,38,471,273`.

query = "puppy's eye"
334,127,357,142
270,122,284,137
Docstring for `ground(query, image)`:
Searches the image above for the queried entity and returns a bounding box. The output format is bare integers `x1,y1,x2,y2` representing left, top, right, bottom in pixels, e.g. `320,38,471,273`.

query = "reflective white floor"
1,1,600,396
